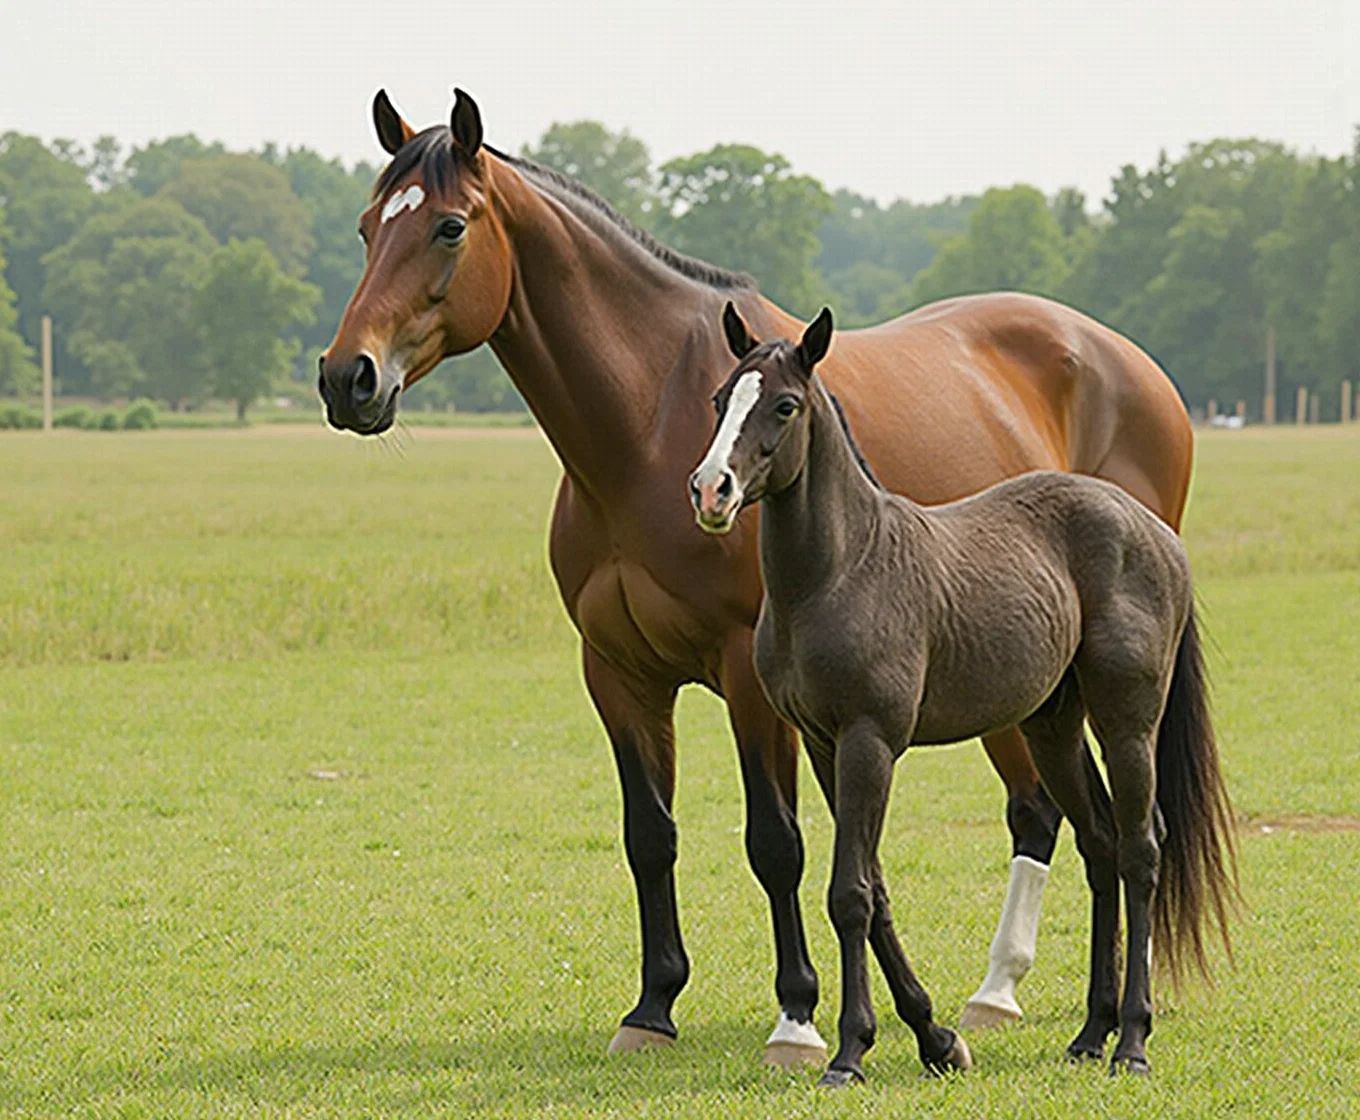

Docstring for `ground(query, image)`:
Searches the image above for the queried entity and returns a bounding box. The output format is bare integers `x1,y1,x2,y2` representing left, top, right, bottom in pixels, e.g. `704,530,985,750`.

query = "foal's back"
869,470,1192,747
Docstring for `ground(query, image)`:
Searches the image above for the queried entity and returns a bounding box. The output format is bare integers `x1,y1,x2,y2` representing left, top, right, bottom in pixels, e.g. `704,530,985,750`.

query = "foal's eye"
436,216,468,245
775,398,799,420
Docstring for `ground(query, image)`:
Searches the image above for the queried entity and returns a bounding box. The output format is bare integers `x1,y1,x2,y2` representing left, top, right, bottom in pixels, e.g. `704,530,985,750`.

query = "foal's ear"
451,89,484,158
722,301,758,359
797,307,834,370
373,89,415,156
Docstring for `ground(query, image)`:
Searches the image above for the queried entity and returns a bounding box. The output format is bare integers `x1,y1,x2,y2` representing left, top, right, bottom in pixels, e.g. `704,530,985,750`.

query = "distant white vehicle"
1209,415,1244,429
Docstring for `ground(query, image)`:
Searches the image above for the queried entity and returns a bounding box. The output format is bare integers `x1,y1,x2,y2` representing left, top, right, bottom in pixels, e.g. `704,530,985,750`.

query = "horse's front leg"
961,726,1063,1029
583,644,689,1052
720,632,824,1068
820,721,898,1087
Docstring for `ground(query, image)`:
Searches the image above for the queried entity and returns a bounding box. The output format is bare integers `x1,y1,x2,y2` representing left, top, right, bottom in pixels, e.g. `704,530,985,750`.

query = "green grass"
1,424,1358,1117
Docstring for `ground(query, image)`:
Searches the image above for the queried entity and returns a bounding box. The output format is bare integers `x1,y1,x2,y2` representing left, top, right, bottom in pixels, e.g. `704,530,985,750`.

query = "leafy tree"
0,206,38,395
195,239,319,420
818,190,975,289
160,155,315,276
85,136,129,192
655,144,831,315
824,261,914,327
911,185,1071,306
126,135,227,197
41,197,217,402
0,133,97,344
272,147,375,358
522,121,655,225
1050,187,1091,237
1256,157,1347,394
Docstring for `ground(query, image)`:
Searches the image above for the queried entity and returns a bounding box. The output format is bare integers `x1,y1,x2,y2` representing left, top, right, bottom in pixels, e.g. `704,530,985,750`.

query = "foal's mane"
826,388,883,490
373,126,755,293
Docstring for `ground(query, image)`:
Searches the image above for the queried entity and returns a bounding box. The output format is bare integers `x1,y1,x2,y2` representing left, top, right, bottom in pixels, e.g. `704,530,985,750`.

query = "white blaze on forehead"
380,183,426,225
695,370,762,484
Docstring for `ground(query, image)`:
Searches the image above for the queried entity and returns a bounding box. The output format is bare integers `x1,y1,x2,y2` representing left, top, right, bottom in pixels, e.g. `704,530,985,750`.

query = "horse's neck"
760,386,894,604
486,164,727,499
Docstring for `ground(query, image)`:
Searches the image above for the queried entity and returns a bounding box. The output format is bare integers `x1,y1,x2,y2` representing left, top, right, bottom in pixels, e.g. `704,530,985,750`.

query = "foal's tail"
1154,602,1240,989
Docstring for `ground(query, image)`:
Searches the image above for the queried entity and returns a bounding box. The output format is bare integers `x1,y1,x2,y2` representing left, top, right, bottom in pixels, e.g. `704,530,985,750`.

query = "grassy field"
1,423,1358,1117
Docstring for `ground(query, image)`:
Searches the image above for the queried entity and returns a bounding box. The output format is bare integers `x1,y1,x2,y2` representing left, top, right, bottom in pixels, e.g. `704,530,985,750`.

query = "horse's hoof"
607,1025,674,1055
764,1040,828,1069
959,999,1022,1030
816,1067,865,1089
1065,1043,1105,1064
1110,1054,1151,1077
925,1031,973,1075
764,1013,828,1069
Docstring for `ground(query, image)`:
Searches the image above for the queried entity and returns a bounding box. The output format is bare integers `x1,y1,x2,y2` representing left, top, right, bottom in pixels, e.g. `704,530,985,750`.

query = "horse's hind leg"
961,726,1063,1029
1019,670,1122,1062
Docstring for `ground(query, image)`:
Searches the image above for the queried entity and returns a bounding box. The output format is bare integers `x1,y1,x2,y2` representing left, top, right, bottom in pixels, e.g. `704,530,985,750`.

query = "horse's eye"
775,398,799,420
437,216,467,244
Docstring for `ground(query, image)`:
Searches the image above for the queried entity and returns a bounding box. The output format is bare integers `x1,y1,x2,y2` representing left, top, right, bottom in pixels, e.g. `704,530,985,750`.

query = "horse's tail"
1153,601,1240,989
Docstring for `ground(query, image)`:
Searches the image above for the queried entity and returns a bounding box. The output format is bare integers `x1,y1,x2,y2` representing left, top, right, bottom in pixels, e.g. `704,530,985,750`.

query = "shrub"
97,410,121,431
0,406,42,429
55,406,93,429
122,400,159,430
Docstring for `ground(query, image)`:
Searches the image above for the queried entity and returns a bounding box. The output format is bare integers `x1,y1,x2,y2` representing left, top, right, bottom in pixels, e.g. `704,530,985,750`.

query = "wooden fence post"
1296,385,1308,424
41,315,53,432
1309,393,1319,425
1264,325,1276,424
1207,399,1218,423
1235,400,1246,422
1343,380,1353,425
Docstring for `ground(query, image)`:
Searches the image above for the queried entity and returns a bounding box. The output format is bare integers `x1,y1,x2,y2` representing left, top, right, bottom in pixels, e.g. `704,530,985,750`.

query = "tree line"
2,123,1357,419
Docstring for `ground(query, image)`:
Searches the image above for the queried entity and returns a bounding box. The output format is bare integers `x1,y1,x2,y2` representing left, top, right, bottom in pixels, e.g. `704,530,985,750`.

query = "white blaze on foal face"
697,370,763,491
380,183,426,225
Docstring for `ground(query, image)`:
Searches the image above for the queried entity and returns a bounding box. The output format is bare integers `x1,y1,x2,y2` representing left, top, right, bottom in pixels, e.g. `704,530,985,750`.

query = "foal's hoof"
1110,1054,1151,1077
607,1025,675,1055
1065,1041,1106,1064
925,1031,973,1075
959,999,1022,1030
816,1067,865,1089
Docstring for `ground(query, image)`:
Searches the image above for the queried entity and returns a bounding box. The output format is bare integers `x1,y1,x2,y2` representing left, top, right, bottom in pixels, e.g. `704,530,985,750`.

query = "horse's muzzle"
318,352,399,434
689,468,741,533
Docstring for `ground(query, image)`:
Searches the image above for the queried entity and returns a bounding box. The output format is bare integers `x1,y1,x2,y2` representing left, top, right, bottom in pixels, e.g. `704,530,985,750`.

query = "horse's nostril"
716,472,734,502
316,370,328,402
352,355,378,405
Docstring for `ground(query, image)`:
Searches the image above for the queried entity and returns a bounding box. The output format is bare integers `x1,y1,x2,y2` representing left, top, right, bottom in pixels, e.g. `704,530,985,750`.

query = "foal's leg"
719,634,824,1068
1100,728,1159,1076
961,726,1064,1029
583,645,689,1052
866,860,973,1074
1019,672,1122,1062
806,737,965,1078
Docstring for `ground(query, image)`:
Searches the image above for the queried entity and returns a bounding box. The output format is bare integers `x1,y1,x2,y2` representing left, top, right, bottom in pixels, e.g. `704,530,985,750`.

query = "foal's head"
319,89,515,434
689,304,834,533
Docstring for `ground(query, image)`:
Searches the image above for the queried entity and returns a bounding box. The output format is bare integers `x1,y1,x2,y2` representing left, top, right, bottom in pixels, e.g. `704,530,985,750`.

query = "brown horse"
320,90,1194,1065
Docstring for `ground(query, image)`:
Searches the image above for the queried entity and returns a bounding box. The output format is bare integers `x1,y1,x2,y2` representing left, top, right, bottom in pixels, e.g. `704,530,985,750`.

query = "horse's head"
319,89,514,434
689,303,834,533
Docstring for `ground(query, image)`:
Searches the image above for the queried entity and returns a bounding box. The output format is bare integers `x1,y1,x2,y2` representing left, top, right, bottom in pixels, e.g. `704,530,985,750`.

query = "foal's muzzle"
318,352,399,435
689,467,741,533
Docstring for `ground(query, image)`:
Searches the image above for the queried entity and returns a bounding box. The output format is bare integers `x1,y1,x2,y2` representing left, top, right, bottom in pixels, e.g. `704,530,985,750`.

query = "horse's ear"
797,307,834,370
373,89,415,156
451,88,484,158
722,301,758,359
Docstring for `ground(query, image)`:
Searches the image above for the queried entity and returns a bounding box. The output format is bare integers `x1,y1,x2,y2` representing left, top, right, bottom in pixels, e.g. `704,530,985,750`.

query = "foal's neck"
484,157,732,500
760,385,890,604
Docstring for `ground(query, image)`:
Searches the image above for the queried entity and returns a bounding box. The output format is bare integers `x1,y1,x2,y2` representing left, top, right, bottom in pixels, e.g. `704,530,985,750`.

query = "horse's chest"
572,559,721,684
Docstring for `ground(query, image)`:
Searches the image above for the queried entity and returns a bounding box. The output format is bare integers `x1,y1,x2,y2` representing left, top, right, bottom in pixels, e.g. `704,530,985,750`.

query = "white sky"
2,0,1356,206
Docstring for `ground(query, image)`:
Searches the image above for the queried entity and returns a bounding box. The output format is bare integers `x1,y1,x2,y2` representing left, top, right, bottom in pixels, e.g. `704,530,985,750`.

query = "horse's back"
817,292,1193,527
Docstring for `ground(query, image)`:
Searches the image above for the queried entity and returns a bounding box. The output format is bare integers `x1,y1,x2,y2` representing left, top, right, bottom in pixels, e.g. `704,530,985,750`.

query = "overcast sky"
2,0,1356,205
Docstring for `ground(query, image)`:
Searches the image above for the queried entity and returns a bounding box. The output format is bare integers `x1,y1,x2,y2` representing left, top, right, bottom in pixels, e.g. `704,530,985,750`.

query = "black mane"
827,389,882,490
372,127,754,293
